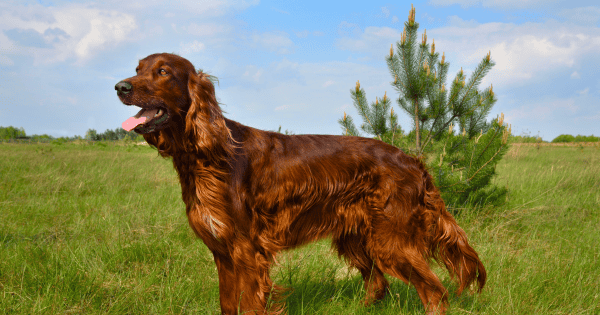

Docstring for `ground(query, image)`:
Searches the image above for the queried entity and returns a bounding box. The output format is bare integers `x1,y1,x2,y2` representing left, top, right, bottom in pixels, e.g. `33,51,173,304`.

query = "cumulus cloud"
72,10,136,61
295,30,309,38
382,7,390,18
4,28,53,48
338,21,361,37
323,80,335,88
429,18,600,88
274,104,290,111
429,0,561,10
295,30,324,38
115,0,259,16
272,7,290,15
187,22,233,37
335,15,600,89
0,3,136,63
336,26,401,53
251,31,294,54
559,6,600,26
576,87,589,96
0,55,14,66
180,40,206,54
505,97,578,123
0,0,258,64
242,65,264,83
219,58,393,133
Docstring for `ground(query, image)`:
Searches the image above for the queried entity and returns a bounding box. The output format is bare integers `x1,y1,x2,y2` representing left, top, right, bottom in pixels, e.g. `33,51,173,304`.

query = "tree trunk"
414,99,421,154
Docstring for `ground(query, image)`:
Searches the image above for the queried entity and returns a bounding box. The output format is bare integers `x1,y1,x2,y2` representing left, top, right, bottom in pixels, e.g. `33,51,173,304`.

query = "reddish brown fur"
116,53,486,315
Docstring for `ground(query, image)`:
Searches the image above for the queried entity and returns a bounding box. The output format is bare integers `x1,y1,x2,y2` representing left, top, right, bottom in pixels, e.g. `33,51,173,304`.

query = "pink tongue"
122,108,158,131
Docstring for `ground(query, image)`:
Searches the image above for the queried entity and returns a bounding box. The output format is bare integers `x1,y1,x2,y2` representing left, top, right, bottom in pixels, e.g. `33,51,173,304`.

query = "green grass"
1,142,599,314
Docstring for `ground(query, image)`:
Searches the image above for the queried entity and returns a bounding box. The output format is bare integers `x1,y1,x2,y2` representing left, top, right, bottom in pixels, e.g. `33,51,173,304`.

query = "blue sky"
1,0,599,141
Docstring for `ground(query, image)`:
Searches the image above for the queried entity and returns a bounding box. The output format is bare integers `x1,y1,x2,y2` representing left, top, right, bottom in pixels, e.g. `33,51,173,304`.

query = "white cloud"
447,15,480,28
323,80,335,88
338,21,361,37
274,104,290,111
576,87,589,96
275,58,300,72
251,31,294,54
559,6,600,26
219,57,395,134
433,20,600,88
336,26,401,53
72,10,136,61
505,97,578,123
295,30,324,38
180,40,206,54
272,7,290,15
428,0,480,9
0,0,256,64
242,65,264,83
0,55,14,66
187,23,232,37
421,13,435,24
0,3,137,63
117,0,259,16
428,0,561,10
335,15,600,89
296,30,309,38
581,111,600,121
382,7,390,18
331,14,600,140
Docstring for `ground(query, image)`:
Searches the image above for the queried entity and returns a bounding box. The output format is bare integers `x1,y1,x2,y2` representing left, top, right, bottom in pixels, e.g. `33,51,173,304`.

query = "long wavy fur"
117,53,486,315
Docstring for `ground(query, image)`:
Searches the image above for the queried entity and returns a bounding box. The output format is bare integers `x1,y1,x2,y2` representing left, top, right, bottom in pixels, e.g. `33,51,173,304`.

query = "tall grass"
479,145,600,314
1,142,598,314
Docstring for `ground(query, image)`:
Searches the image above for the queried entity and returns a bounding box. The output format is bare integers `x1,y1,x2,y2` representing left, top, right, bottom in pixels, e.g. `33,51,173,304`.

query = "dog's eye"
159,69,168,76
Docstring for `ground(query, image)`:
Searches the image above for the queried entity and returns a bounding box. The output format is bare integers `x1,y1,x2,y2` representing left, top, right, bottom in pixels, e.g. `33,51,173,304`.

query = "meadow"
1,142,598,314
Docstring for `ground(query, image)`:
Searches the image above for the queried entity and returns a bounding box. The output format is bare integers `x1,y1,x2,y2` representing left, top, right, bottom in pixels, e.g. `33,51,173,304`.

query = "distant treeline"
0,126,144,142
550,134,599,143
1,125,598,144
510,134,599,143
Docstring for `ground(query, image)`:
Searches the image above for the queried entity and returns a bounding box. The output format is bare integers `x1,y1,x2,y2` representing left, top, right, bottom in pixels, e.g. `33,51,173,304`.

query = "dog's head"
115,53,198,134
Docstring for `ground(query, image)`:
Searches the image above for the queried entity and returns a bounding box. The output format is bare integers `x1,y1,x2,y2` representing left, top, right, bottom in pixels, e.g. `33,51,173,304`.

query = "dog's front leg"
213,244,280,315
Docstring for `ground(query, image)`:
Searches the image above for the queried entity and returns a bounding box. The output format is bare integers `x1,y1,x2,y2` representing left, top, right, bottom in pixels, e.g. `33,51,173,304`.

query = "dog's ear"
185,71,233,157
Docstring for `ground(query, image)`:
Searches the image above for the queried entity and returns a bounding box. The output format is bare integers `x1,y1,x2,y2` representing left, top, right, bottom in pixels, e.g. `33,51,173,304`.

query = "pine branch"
453,53,494,120
421,112,459,149
475,123,503,163
352,82,382,141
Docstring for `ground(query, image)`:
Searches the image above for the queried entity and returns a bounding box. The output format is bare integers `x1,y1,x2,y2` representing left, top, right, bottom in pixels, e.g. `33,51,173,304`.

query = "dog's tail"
421,171,487,294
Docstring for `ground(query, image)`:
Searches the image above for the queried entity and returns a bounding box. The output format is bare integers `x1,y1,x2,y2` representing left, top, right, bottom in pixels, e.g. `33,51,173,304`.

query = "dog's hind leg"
370,224,449,315
333,234,389,305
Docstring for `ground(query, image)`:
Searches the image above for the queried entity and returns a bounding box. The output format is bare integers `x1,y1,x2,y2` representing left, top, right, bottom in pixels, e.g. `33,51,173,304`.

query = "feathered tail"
422,172,487,294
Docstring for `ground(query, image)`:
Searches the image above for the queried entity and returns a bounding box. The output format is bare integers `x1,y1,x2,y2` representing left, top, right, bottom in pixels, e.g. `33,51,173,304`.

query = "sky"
1,0,599,141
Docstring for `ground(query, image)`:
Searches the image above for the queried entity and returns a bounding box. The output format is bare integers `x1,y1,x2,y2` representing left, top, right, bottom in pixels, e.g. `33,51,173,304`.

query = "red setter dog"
115,53,486,315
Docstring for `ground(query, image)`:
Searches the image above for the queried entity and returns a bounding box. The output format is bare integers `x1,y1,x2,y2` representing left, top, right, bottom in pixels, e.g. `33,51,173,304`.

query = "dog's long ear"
186,71,234,159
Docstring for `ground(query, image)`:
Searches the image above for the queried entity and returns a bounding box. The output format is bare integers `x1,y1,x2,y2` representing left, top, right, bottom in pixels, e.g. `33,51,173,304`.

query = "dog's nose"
115,81,132,95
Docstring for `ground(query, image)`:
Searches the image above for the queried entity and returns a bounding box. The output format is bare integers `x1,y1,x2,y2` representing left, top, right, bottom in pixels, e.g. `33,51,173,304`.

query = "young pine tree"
339,4,511,208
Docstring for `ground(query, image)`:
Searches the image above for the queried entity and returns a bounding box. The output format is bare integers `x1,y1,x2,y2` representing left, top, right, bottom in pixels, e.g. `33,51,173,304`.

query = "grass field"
1,142,598,314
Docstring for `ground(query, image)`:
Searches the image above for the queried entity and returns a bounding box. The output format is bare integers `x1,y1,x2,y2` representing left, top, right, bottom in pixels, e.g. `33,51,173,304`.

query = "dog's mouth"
122,106,170,134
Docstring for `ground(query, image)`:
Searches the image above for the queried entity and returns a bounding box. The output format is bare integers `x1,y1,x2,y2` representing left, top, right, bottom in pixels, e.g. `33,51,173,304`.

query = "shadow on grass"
277,272,487,314
442,278,489,314
278,272,435,315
